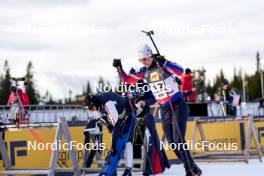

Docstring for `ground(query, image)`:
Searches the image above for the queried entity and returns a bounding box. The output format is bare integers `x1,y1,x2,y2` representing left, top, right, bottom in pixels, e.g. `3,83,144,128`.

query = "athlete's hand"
175,76,182,85
113,59,122,69
129,68,136,74
152,54,166,65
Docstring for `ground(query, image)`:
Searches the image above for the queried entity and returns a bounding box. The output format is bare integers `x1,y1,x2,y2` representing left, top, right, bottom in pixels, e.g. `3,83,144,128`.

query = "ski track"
88,158,264,176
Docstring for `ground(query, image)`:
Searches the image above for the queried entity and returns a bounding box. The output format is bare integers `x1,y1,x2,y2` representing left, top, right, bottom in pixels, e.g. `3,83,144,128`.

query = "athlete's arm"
119,67,145,85
163,60,184,76
104,100,119,126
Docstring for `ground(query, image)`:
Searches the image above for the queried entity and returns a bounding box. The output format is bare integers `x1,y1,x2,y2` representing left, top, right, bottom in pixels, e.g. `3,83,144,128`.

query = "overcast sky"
0,0,263,99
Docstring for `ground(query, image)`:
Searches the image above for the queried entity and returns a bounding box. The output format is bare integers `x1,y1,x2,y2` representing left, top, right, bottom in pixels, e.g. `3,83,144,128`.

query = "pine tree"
244,52,262,101
97,77,105,93
68,90,72,104
0,74,3,104
25,61,39,104
257,51,260,74
205,80,213,98
230,68,242,92
47,95,56,105
85,81,93,96
246,71,261,101
0,60,12,105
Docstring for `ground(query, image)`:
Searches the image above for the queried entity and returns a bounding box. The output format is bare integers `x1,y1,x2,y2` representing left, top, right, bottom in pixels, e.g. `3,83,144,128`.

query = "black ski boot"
186,170,195,176
192,163,202,176
121,168,132,176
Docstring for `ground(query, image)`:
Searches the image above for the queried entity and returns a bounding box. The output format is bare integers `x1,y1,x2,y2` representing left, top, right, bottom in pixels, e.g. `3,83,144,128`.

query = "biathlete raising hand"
112,43,202,176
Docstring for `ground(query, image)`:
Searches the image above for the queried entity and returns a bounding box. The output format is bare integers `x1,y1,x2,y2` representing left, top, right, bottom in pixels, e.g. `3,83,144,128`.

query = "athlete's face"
90,106,97,111
85,105,97,112
138,57,153,67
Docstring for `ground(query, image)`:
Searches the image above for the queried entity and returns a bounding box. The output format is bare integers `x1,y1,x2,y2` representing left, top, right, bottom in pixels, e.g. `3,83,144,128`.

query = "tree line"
0,60,112,105
0,52,262,105
0,60,39,105
205,52,262,101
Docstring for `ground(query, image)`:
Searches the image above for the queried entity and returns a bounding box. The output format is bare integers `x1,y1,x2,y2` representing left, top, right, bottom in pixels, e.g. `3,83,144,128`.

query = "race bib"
149,76,179,100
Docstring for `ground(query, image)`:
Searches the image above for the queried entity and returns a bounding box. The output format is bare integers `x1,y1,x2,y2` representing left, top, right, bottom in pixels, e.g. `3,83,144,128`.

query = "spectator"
220,84,240,116
7,86,30,106
7,85,30,124
180,68,196,102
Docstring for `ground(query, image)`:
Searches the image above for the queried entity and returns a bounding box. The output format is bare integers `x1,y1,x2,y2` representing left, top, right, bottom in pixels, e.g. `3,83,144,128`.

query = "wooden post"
252,121,263,162
59,117,81,176
248,115,263,162
0,132,11,170
192,117,198,155
198,120,207,149
244,115,263,163
192,117,208,155
0,131,13,176
0,117,82,176
48,121,63,176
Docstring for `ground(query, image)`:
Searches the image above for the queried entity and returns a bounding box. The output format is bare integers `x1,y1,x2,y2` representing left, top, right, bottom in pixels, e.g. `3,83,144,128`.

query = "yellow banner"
0,119,264,170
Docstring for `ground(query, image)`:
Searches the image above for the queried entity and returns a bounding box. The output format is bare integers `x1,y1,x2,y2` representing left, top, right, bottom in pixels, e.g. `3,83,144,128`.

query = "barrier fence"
0,102,263,124
0,104,264,175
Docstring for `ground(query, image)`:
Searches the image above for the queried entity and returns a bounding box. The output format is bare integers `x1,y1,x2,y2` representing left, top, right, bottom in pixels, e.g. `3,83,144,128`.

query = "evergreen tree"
68,90,72,104
246,71,261,101
47,95,56,105
230,67,243,92
97,77,105,93
257,51,260,74
25,61,39,104
0,60,12,105
85,81,93,96
244,52,262,101
205,80,214,98
41,90,57,105
0,74,3,104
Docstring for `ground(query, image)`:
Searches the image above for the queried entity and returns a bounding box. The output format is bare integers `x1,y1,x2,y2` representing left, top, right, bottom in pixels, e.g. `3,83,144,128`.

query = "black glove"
113,59,122,68
152,54,166,65
175,76,182,85
129,68,136,74
106,124,113,133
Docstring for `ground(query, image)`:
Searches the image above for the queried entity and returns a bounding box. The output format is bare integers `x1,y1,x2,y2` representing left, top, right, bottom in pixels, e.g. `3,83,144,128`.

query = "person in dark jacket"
122,77,170,176
85,92,136,176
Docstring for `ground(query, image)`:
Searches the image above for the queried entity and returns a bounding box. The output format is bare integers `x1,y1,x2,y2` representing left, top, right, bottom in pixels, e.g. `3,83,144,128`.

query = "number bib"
144,66,180,105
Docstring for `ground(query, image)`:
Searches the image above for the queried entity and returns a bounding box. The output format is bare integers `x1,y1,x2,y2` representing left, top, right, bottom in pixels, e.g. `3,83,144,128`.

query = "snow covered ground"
159,159,264,176
89,158,264,176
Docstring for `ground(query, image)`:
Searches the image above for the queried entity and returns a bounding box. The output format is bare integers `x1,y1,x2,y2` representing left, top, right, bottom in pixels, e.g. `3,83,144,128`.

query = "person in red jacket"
7,86,30,106
7,86,30,123
180,68,196,102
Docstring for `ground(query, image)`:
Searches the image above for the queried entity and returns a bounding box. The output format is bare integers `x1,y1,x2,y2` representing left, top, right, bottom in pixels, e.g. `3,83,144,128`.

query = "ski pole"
156,61,194,175
116,65,155,175
141,31,195,175
141,30,160,55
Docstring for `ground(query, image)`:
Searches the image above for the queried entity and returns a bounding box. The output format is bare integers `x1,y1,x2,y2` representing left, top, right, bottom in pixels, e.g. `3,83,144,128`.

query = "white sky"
0,0,263,99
